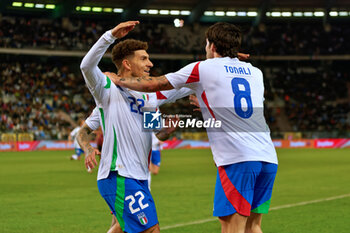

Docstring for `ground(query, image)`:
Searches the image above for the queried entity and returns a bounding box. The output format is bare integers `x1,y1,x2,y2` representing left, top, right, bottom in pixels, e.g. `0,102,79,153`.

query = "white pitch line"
161,193,350,230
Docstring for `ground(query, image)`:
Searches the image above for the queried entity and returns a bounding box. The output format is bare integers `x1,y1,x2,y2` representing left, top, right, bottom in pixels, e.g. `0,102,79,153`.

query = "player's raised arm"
80,21,139,102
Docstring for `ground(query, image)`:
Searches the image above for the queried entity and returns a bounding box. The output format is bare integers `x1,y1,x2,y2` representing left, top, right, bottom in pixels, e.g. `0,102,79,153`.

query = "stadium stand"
0,15,349,140
1,16,349,55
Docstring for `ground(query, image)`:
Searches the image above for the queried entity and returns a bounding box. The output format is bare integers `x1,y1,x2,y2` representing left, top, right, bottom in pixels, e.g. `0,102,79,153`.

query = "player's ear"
122,59,132,71
210,43,216,53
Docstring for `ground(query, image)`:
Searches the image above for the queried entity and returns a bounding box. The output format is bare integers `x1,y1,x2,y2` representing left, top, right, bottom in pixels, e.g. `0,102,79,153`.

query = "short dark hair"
111,39,148,68
205,22,242,58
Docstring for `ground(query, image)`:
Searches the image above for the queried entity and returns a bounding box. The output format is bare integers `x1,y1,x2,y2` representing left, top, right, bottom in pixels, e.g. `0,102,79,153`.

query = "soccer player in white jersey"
112,22,278,233
68,118,85,161
80,21,193,233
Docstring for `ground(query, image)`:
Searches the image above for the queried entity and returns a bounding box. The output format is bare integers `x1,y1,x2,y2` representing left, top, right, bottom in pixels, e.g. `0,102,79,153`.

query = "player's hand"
104,72,120,85
164,115,180,135
111,21,140,38
85,148,101,170
156,116,180,141
189,95,201,112
237,52,250,60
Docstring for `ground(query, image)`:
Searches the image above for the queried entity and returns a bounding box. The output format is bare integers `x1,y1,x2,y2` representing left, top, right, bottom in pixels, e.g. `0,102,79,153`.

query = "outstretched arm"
107,51,249,93
106,72,174,92
77,123,101,170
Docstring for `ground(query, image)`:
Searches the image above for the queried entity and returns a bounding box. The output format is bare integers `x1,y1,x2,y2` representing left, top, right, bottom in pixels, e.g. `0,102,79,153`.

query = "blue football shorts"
213,161,278,217
97,171,158,233
75,148,84,156
151,150,161,167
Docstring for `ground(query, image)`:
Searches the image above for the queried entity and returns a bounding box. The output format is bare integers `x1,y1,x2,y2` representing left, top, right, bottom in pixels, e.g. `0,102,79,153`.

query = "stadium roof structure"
2,0,350,23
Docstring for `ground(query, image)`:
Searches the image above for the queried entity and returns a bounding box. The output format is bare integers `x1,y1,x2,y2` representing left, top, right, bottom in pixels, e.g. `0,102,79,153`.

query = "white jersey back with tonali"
165,57,278,166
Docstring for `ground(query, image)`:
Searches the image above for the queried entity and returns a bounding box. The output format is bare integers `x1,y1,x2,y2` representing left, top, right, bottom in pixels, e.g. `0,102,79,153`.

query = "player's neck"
118,70,131,78
213,52,222,58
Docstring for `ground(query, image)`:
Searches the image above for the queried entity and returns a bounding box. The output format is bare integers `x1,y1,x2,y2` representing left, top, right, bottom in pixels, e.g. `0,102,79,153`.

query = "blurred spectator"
1,16,349,55
0,16,349,139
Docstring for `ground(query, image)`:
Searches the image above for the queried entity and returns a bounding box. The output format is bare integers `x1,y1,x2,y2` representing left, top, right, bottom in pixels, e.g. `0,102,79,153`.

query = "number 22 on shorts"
125,191,149,214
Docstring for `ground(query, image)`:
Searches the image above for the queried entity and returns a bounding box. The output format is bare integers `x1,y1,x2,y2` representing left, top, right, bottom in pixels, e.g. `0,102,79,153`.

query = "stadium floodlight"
237,11,247,16
148,9,159,14
45,4,55,9
282,12,292,17
170,10,180,15
113,8,123,13
174,18,184,28
293,12,303,17
103,8,113,12
24,3,34,8
81,6,91,12
214,11,225,16
181,10,191,15
12,2,22,7
35,3,44,8
339,11,348,16
329,11,338,16
303,12,313,17
314,11,324,17
271,12,281,17
204,11,214,16
247,11,258,17
226,11,236,16
140,9,147,14
92,7,103,12
159,10,170,15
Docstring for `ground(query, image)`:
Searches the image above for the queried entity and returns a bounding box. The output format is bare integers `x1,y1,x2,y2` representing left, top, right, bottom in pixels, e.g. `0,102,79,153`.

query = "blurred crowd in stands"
0,60,95,139
0,16,349,55
261,61,350,137
0,16,349,139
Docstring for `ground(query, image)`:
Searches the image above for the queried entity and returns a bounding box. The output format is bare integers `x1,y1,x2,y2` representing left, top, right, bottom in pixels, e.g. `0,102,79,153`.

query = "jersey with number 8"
165,57,278,166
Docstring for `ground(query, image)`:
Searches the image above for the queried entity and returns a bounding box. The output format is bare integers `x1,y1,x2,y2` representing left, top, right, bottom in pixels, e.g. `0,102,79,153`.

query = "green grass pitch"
1,148,350,233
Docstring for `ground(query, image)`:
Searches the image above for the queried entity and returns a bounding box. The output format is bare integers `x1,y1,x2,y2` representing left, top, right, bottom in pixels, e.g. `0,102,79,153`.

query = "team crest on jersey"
137,212,148,225
143,110,161,129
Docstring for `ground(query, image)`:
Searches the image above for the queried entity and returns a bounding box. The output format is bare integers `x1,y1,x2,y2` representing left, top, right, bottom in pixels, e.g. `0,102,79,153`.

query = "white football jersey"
70,126,81,149
166,57,278,166
81,30,193,180
85,107,100,131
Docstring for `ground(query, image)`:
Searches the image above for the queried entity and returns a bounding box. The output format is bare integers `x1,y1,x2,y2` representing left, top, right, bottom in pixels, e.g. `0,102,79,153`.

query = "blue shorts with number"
214,161,278,217
75,148,84,156
97,171,158,233
151,150,161,167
